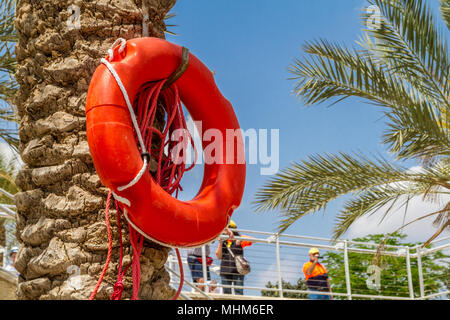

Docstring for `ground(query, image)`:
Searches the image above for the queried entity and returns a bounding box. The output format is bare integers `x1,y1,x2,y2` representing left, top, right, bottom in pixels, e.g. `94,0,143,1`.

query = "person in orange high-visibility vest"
302,248,332,300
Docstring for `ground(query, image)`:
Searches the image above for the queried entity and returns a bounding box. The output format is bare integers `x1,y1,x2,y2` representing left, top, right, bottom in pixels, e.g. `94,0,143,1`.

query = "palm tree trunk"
13,0,176,300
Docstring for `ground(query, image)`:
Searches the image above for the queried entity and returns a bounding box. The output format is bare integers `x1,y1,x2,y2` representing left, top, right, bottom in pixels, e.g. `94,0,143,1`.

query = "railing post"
168,251,174,285
275,234,284,298
343,240,352,300
405,247,414,299
201,245,209,293
416,246,425,299
1,247,5,268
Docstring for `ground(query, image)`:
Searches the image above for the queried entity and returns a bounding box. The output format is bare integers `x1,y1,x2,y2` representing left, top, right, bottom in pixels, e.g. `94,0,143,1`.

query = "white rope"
112,191,131,207
116,156,148,192
107,38,127,62
101,39,148,194
101,59,146,154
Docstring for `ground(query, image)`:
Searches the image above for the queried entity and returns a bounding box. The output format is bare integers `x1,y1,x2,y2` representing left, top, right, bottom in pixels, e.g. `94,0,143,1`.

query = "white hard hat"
9,246,19,256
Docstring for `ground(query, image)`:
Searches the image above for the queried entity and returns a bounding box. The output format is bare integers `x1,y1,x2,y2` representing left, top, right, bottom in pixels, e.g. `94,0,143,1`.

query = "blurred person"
303,247,332,300
195,278,218,293
186,244,217,292
216,220,252,295
5,246,19,277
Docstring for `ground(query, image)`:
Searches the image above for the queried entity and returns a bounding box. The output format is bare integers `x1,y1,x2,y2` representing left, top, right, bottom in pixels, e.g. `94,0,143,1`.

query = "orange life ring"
85,38,246,248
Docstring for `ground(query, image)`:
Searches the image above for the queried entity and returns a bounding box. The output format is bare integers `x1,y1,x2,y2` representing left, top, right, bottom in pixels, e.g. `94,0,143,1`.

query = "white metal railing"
0,187,14,201
1,195,448,300
0,204,15,219
166,229,450,300
0,187,15,219
0,190,17,267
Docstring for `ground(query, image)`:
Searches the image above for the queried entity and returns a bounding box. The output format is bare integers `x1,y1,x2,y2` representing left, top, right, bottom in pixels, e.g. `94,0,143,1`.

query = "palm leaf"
257,0,449,241
440,0,450,29
362,0,449,105
290,38,449,162
164,12,178,36
254,152,449,234
334,179,448,239
0,0,18,149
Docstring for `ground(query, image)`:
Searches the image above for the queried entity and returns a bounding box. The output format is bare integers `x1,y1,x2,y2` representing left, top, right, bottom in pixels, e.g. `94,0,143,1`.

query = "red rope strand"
110,200,131,300
89,191,113,300
172,248,184,300
91,80,195,300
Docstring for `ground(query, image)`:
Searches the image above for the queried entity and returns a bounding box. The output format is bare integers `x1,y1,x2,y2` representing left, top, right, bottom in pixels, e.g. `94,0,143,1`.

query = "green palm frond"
440,0,450,29
257,0,450,241
0,0,18,150
382,98,449,161
334,179,449,239
0,101,18,150
362,0,449,105
254,152,449,234
0,43,15,73
290,0,449,163
291,39,412,107
0,32,17,103
0,0,17,86
0,0,16,42
290,39,449,162
164,12,177,36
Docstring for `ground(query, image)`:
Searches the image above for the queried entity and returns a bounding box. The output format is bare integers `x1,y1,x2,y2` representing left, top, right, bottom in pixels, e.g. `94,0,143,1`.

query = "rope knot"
111,280,125,300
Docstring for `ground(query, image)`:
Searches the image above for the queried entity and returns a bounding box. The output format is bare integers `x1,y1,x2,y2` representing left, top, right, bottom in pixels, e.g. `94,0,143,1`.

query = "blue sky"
0,0,445,242
165,0,447,241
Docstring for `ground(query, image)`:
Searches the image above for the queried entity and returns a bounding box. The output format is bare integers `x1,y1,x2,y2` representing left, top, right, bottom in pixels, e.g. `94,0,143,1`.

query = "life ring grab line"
101,57,147,154
100,56,150,196
112,191,131,207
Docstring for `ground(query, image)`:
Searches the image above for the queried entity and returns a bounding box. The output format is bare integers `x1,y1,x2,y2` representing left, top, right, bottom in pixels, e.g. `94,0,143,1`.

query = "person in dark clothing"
187,245,211,282
215,220,251,295
186,244,217,292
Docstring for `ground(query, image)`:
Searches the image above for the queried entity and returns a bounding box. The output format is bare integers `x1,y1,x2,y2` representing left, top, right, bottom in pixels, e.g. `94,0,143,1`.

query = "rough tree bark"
13,0,177,300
